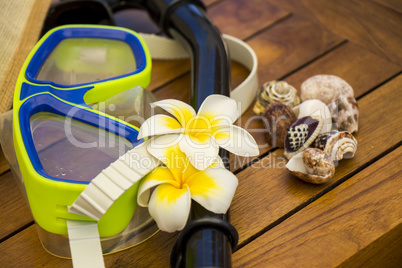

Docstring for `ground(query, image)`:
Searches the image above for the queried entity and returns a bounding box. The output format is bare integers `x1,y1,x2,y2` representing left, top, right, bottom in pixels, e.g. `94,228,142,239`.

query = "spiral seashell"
327,95,359,133
301,75,354,104
285,148,335,184
253,80,300,115
314,130,357,162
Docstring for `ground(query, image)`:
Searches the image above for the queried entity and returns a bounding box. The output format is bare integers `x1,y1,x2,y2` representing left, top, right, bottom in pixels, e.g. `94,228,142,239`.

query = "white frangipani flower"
137,135,238,232
138,95,259,170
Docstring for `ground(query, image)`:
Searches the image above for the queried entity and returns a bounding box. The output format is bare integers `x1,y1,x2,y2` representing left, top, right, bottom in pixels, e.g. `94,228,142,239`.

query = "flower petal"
179,133,219,170
137,166,178,207
197,95,239,126
138,114,182,139
212,125,259,156
186,167,238,214
147,134,197,180
148,184,191,232
151,99,196,127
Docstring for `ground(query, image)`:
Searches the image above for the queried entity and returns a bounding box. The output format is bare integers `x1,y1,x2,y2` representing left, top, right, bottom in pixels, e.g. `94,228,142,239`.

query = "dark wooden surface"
0,0,401,267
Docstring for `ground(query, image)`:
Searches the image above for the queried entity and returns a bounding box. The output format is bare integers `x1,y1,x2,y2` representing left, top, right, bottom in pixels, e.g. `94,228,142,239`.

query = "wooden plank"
0,222,177,267
0,226,71,267
1,74,401,268
203,0,220,6
229,74,402,243
284,41,401,97
148,59,190,91
0,149,9,175
341,222,402,268
207,0,289,40
233,146,402,267
270,0,402,67
247,15,343,83
372,0,402,13
0,171,33,240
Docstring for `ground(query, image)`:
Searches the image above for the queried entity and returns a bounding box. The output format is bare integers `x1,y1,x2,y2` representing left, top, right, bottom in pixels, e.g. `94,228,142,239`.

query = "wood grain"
0,171,33,240
341,221,402,268
147,59,191,91
203,0,220,6
284,42,401,97
0,222,177,267
270,0,402,67
247,15,343,83
0,226,71,267
372,0,402,13
0,149,9,175
207,0,289,40
1,72,400,268
233,146,402,267
230,74,402,244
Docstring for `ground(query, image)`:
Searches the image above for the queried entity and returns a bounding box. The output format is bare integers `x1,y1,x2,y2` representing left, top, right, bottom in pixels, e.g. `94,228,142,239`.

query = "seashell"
314,130,357,162
284,115,323,159
263,102,297,148
285,148,335,184
293,99,332,133
327,95,359,133
253,80,300,115
301,75,354,104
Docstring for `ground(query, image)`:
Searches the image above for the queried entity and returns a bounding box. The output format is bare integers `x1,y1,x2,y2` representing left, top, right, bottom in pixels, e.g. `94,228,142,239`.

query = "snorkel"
136,1,237,266
138,1,237,266
99,1,237,265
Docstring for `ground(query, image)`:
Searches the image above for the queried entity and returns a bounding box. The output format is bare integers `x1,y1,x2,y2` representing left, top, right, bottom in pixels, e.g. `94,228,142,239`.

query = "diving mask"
13,25,152,236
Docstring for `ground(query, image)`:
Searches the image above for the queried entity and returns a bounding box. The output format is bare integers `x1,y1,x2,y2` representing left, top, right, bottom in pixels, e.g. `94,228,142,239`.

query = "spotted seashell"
314,130,357,162
301,75,354,104
285,148,335,184
284,116,323,159
288,124,309,151
327,95,359,133
253,80,300,115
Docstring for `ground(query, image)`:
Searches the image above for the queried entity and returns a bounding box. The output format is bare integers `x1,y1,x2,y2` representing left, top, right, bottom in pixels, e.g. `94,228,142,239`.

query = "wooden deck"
0,0,401,267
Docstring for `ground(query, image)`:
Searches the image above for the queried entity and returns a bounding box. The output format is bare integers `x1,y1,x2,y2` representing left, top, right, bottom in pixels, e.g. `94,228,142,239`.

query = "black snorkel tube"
137,1,238,267
41,0,239,266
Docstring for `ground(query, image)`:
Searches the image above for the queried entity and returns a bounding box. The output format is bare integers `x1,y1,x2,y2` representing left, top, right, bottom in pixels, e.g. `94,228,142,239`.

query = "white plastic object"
67,220,104,268
139,33,259,115
69,140,160,221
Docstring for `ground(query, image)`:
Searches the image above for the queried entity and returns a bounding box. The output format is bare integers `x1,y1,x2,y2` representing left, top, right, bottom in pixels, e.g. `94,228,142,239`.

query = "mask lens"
36,38,136,85
30,112,133,182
